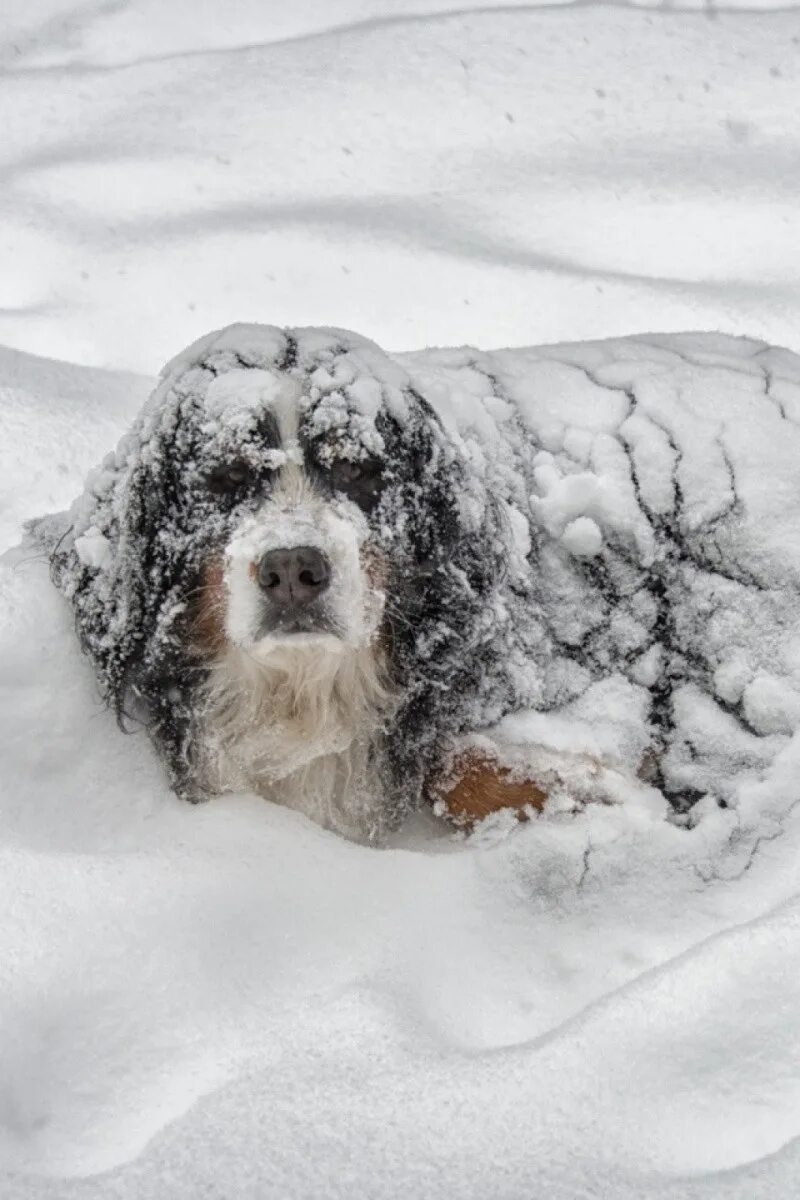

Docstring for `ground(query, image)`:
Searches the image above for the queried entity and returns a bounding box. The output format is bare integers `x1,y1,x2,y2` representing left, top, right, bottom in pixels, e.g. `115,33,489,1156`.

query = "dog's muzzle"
256,545,333,633
225,488,383,650
257,545,331,607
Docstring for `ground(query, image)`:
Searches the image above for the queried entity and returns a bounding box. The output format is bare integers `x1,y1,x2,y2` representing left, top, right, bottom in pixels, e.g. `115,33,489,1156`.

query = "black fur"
45,325,526,822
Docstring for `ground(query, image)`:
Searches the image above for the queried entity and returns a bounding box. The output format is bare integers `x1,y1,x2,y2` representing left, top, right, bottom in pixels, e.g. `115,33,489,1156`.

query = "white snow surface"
6,332,800,1198
3,1,800,371
4,1,800,1197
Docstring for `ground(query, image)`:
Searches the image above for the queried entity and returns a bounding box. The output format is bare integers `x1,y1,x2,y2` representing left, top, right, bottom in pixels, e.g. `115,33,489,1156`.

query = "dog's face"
185,367,390,664
51,326,508,817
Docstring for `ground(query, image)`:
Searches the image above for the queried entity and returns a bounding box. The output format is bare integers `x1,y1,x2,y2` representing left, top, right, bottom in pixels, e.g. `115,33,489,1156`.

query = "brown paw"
428,750,549,831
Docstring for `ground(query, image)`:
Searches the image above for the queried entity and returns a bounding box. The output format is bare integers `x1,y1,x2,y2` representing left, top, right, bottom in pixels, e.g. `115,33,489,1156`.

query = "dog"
36,323,800,842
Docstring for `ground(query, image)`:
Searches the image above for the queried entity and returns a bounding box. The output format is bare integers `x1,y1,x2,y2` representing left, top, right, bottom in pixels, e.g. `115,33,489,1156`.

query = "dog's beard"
248,628,346,662
197,464,399,837
196,632,396,842
200,623,392,786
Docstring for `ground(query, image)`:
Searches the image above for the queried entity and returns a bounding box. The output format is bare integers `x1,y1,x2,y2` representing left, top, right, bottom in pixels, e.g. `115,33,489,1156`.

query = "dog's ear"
378,389,508,692
48,418,195,726
375,389,515,808
383,388,506,599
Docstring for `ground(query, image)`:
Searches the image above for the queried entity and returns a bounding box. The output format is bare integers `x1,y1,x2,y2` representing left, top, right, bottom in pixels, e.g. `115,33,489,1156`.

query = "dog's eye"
206,462,253,495
330,457,381,486
328,457,383,508
331,460,365,485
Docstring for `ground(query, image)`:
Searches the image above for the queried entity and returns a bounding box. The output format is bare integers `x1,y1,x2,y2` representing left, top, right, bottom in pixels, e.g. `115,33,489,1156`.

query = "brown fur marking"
189,558,229,655
431,750,549,830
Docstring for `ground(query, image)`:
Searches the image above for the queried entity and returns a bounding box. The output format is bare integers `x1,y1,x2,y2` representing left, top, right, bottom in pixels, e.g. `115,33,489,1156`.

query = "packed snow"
3,2,800,1198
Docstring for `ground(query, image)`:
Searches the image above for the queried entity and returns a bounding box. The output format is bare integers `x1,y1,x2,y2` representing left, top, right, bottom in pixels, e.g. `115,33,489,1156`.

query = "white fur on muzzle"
198,462,395,843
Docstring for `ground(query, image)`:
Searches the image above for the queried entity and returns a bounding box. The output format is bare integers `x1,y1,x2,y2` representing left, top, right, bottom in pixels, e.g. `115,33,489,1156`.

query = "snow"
8,339,800,1200
3,1,800,1197
561,515,604,557
3,3,800,371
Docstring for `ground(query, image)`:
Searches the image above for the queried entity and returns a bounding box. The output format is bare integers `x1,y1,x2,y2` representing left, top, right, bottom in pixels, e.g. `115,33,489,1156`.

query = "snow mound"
4,336,800,1198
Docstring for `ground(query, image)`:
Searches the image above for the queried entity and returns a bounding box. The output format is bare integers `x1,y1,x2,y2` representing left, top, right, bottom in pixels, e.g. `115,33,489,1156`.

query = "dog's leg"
428,740,613,831
429,750,549,828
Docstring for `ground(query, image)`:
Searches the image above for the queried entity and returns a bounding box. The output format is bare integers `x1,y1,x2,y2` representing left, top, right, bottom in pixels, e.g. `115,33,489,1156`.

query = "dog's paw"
428,736,626,831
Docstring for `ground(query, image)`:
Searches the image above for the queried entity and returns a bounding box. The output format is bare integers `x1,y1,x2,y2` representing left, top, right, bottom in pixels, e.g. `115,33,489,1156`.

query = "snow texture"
3,3,800,371
7,329,800,1199
3,1,800,1196
402,330,800,812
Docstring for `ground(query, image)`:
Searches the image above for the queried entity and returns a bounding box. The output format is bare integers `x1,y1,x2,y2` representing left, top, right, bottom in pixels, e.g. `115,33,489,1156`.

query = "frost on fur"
35,324,800,839
37,325,520,840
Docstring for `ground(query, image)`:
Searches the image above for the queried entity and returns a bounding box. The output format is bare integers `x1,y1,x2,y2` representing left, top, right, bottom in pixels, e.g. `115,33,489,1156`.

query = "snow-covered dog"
38,324,800,841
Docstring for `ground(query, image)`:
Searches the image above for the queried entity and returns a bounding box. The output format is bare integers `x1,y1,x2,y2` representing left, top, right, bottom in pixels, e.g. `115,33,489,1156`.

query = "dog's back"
400,331,800,812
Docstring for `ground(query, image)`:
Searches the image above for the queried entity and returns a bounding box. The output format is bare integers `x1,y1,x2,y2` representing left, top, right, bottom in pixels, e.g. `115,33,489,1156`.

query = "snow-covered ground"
3,0,800,371
3,2,800,1197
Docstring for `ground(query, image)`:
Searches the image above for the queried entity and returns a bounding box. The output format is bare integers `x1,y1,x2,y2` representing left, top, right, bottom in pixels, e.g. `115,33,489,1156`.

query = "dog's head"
49,325,508,800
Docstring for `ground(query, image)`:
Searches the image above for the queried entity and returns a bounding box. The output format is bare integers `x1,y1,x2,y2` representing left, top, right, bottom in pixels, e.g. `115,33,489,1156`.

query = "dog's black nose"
257,546,331,608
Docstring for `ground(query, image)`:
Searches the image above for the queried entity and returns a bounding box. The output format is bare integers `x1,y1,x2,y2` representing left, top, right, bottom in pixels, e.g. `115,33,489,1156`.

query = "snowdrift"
4,335,800,1198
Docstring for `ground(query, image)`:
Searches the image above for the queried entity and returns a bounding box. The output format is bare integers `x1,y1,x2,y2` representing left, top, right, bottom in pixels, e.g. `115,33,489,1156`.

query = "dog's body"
37,325,800,841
